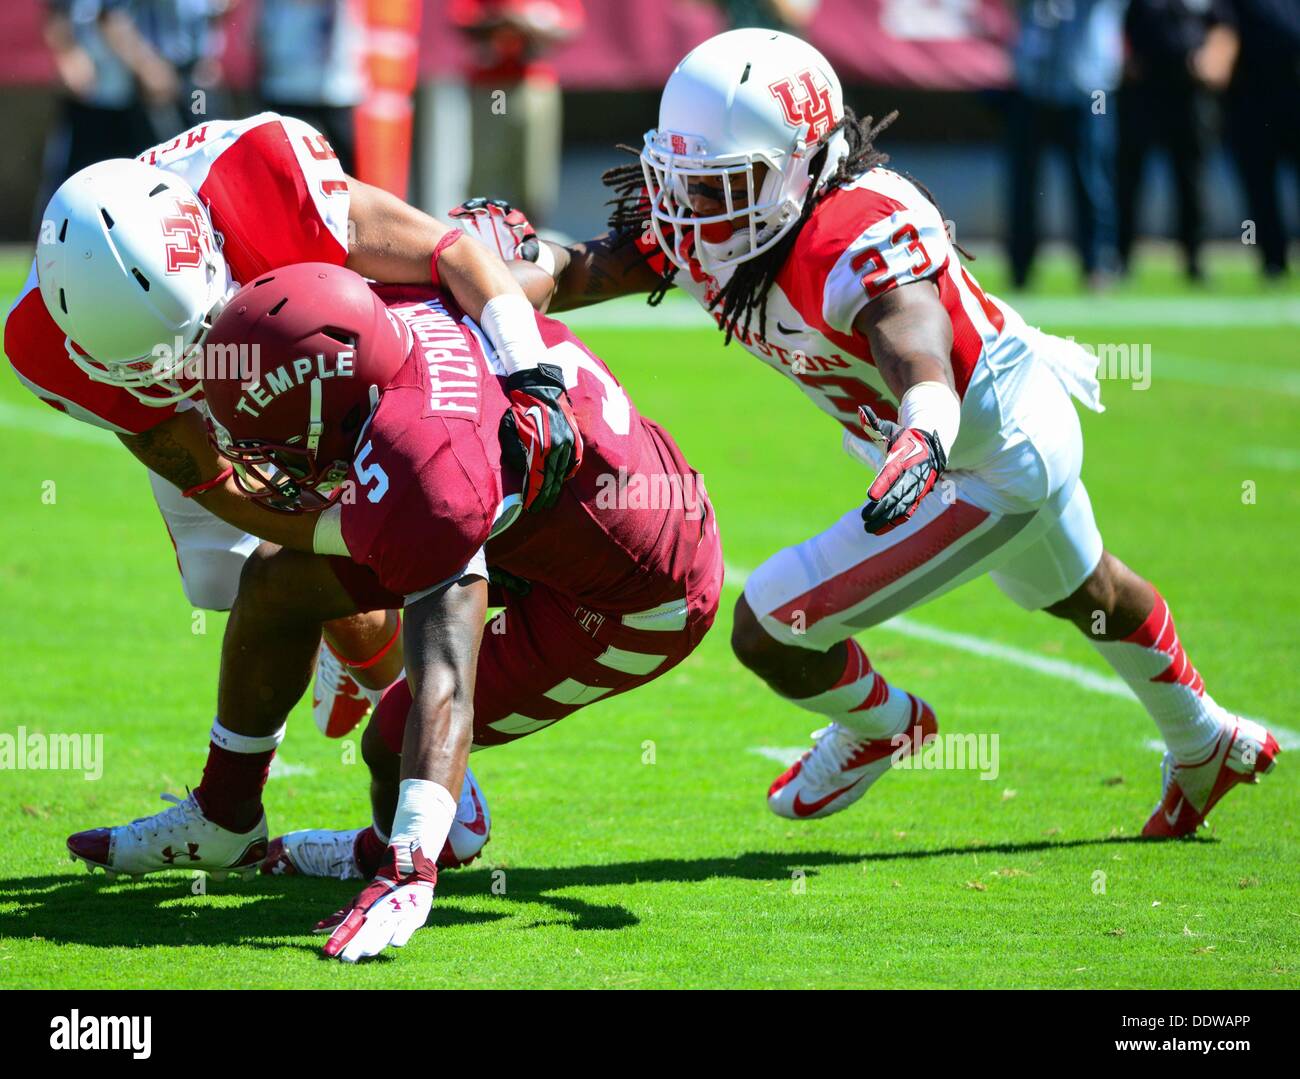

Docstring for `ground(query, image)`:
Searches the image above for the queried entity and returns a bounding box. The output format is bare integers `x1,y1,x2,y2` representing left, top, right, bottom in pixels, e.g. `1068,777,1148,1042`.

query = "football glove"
500,363,585,511
859,405,948,535
321,842,437,963
448,196,549,270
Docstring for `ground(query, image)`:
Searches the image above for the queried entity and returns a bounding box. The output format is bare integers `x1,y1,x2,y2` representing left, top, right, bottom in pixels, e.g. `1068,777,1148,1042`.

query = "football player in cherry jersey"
458,28,1280,838
65,262,723,961
3,112,577,741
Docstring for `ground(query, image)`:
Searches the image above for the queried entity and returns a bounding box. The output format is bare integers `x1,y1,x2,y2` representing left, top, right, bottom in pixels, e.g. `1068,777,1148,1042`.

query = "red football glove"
321,842,437,963
447,197,544,265
500,363,585,511
859,405,948,535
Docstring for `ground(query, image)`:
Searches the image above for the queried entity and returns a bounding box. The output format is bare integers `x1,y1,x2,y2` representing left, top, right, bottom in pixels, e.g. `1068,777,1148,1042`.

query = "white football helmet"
641,28,848,275
36,159,235,406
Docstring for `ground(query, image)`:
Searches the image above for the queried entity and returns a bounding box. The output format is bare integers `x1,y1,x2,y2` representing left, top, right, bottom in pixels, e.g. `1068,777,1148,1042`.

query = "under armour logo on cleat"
161,842,200,863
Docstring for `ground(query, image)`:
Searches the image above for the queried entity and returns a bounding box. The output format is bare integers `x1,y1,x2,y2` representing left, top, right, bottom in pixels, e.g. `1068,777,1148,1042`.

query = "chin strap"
307,377,323,453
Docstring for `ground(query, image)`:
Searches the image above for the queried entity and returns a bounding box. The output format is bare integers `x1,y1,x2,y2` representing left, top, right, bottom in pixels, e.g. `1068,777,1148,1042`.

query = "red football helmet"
201,262,411,512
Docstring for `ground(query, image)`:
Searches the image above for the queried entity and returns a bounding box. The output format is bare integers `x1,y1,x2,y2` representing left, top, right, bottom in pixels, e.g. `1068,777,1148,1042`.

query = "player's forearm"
348,178,555,376
391,582,486,859
400,682,473,796
120,414,317,549
547,234,659,313
346,177,526,318
401,579,485,788
194,481,320,551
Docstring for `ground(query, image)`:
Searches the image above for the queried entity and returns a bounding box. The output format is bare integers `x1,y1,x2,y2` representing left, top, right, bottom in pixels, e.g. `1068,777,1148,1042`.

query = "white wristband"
389,778,457,871
898,381,961,458
479,293,545,377
533,239,557,278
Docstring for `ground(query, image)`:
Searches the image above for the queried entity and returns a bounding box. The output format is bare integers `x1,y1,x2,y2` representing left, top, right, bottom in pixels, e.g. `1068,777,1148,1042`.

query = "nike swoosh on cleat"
791,777,866,817
1164,797,1186,828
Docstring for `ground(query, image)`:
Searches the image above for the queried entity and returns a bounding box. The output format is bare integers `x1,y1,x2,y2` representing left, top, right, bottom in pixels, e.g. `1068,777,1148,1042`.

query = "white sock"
791,639,911,739
1089,592,1224,763
209,717,286,754
389,779,457,874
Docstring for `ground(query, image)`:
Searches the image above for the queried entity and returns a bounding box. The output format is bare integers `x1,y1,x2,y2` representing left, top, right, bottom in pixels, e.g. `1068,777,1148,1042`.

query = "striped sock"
791,639,911,739
1090,592,1224,764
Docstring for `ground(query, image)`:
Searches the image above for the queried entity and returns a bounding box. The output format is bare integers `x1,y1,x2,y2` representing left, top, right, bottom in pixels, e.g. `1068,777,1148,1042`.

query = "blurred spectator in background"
37,0,175,217
132,0,233,141
257,0,365,173
1226,0,1300,279
1006,0,1127,290
700,0,819,31
452,0,584,228
1117,0,1237,283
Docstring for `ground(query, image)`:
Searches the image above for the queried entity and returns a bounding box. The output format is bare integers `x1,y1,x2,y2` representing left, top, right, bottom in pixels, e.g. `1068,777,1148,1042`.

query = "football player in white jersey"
459,29,1280,838
3,113,573,864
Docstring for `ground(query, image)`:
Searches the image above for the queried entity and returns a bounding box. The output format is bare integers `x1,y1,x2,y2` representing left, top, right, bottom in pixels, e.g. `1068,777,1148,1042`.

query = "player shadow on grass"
0,833,1179,953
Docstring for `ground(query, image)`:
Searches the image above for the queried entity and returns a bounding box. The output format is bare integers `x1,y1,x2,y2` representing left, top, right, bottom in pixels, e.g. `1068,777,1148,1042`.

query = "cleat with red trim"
1142,717,1280,838
66,791,267,878
261,766,491,879
312,643,382,739
768,693,937,820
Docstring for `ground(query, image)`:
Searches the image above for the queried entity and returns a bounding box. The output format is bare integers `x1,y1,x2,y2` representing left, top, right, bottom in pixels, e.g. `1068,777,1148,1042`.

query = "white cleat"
1143,716,1281,838
261,766,492,877
262,827,366,880
312,643,383,739
66,791,267,879
767,694,937,820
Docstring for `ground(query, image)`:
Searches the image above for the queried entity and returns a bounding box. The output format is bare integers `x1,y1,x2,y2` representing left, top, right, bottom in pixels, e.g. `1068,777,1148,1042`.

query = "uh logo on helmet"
640,28,846,276
768,69,838,145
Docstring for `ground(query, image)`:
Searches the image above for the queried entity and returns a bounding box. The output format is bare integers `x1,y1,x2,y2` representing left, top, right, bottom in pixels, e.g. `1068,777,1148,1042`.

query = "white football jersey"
6,113,351,434
638,167,1043,470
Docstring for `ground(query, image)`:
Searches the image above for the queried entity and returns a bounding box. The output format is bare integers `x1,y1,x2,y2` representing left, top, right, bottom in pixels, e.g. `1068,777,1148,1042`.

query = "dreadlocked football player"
452,28,1279,837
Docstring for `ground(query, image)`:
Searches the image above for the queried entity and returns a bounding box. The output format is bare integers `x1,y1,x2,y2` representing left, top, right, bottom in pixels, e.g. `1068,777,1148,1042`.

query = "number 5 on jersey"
355,441,389,503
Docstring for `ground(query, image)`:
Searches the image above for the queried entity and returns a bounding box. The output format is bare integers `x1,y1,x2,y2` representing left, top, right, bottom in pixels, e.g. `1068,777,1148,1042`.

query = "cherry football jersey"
336,285,713,611
639,166,1027,469
4,113,350,434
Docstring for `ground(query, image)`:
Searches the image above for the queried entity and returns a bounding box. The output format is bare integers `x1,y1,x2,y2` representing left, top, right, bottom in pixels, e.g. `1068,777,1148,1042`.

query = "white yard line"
563,293,1300,331
268,757,315,779
1241,446,1300,471
0,400,115,446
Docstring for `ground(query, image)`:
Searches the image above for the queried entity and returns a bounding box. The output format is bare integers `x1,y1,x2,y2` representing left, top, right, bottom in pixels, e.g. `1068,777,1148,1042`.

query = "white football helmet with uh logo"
36,158,235,405
641,28,848,274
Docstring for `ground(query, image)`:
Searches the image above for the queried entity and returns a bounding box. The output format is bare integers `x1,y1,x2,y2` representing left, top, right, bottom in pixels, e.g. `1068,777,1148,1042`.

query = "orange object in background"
355,0,422,198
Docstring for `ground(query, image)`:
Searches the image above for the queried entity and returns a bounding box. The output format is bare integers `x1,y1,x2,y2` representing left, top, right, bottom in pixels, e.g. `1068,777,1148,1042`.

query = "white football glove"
321,842,437,963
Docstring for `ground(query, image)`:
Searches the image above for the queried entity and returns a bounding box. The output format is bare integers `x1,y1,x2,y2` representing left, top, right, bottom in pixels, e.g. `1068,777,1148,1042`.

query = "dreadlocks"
602,108,967,345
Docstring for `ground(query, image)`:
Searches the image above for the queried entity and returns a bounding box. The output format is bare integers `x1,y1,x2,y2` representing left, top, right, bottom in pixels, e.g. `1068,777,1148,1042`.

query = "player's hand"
448,197,545,266
500,364,584,511
321,843,437,963
858,405,947,535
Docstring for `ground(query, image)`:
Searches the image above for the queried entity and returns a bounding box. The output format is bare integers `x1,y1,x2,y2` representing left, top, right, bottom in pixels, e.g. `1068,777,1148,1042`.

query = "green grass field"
1,247,1297,989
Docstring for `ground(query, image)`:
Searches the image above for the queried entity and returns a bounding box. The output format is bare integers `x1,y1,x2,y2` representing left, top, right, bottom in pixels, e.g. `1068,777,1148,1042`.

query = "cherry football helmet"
201,263,411,513
641,28,848,274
